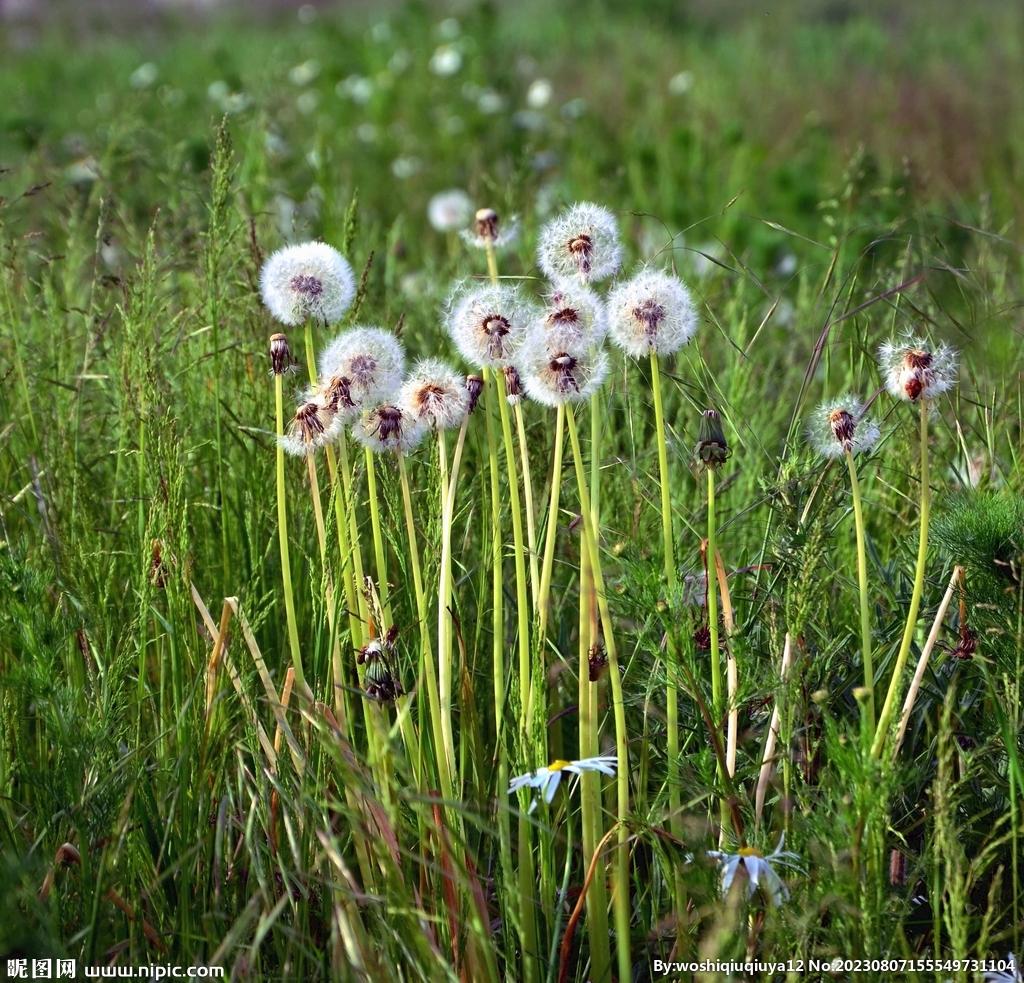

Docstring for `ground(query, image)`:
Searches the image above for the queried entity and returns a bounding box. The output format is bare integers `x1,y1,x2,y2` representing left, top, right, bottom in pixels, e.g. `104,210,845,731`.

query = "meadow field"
1,1,1024,980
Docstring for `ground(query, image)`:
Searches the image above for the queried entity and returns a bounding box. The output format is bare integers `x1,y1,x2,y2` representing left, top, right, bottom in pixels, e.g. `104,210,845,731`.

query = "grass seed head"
537,201,622,284
808,395,880,458
878,333,958,403
260,241,356,326
398,357,470,430
608,267,697,357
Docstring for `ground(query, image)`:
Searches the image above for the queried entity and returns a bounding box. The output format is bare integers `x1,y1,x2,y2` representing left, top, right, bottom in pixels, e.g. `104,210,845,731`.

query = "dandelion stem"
537,405,564,642
565,405,630,983
708,468,722,719
364,445,394,628
845,447,875,737
872,399,931,760
515,402,540,611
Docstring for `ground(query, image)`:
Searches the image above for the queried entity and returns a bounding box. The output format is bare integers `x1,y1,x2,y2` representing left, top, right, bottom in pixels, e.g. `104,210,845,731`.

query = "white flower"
508,755,617,814
533,283,607,351
607,268,697,358
317,327,406,414
807,395,880,459
708,836,804,907
429,45,462,77
280,392,343,457
260,242,356,327
428,189,474,233
522,342,609,408
351,403,427,454
399,358,470,431
460,208,519,250
537,202,622,285
877,333,958,403
445,281,535,370
984,955,1021,983
526,78,553,108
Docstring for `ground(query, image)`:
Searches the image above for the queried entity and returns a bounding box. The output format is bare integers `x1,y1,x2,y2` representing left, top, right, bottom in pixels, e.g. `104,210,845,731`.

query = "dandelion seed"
522,342,609,408
460,207,519,250
708,836,804,907
534,282,607,351
445,282,534,369
428,189,474,233
508,755,617,814
537,202,622,284
607,268,697,357
280,393,342,456
260,242,356,327
398,358,470,431
808,395,880,459
352,403,427,454
878,334,958,403
318,327,406,412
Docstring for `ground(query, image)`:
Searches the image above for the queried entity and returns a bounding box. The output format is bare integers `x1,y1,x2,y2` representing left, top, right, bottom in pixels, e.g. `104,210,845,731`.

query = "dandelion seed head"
808,395,880,459
607,268,697,357
352,403,427,454
428,189,474,233
280,393,342,456
878,334,958,403
534,283,607,350
399,358,470,431
522,342,609,407
537,202,622,284
503,364,525,405
318,327,406,411
460,207,519,250
445,282,535,369
260,242,356,327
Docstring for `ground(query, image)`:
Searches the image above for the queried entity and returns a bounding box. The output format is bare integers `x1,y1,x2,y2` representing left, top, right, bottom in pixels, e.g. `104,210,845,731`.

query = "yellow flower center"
547,759,572,771
738,846,763,858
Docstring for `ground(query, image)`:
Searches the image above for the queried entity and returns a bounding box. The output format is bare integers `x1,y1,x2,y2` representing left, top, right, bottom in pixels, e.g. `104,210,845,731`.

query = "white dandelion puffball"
260,242,356,327
445,281,535,369
607,268,698,358
460,207,520,250
537,201,622,284
878,334,958,403
399,358,470,430
522,342,609,408
807,395,880,459
352,403,427,454
280,392,343,457
428,189,474,233
317,326,406,414
534,283,608,351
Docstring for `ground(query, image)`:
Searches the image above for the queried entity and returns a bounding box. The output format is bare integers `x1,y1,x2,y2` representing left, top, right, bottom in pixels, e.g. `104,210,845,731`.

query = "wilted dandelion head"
280,392,342,456
398,358,470,430
268,332,295,376
352,403,427,454
318,326,406,411
537,202,622,284
534,283,607,350
260,242,356,327
465,374,484,414
504,364,525,405
460,207,519,250
523,342,609,408
878,334,958,403
445,281,534,369
808,395,880,459
607,268,697,357
428,189,474,233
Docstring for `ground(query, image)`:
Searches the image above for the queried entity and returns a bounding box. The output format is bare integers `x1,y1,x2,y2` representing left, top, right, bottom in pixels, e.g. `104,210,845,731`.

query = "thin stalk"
537,405,565,642
845,447,875,737
871,400,931,760
707,469,722,717
515,401,540,611
565,406,630,983
364,445,394,627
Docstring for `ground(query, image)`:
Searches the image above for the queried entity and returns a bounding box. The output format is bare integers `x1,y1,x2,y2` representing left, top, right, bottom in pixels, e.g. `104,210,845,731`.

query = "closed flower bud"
695,409,729,469
465,374,484,414
269,332,293,376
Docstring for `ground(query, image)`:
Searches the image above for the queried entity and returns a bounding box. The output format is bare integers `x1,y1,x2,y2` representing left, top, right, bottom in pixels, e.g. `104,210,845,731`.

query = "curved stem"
845,447,875,738
872,400,931,760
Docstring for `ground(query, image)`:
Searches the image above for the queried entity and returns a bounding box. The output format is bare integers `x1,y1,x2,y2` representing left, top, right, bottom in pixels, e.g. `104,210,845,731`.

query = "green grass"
1,1,1024,979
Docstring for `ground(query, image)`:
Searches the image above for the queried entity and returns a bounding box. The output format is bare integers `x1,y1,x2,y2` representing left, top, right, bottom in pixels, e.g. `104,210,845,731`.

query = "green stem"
537,405,565,643
845,447,875,738
872,400,931,760
565,406,630,983
364,445,394,628
708,468,721,718
515,401,540,611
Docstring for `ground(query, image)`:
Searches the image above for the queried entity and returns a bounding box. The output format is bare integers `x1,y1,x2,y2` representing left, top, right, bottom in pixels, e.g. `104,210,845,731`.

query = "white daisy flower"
260,242,356,327
508,755,617,814
537,202,622,285
460,207,520,250
428,189,474,233
807,395,880,459
708,835,804,907
533,282,608,351
445,281,535,369
607,268,698,358
351,403,427,455
398,358,471,431
317,327,406,415
877,333,958,403
984,955,1021,983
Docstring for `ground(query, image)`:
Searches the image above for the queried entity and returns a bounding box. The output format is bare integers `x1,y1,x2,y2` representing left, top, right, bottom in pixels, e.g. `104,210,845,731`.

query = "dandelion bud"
352,403,427,454
460,207,519,250
504,365,525,405
260,242,356,327
398,358,470,431
269,332,292,376
465,374,484,414
534,283,607,350
280,393,342,456
607,268,698,358
522,343,609,408
475,207,498,242
878,334,958,403
808,395,880,459
445,282,535,369
537,202,622,284
318,326,406,414
695,409,729,469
